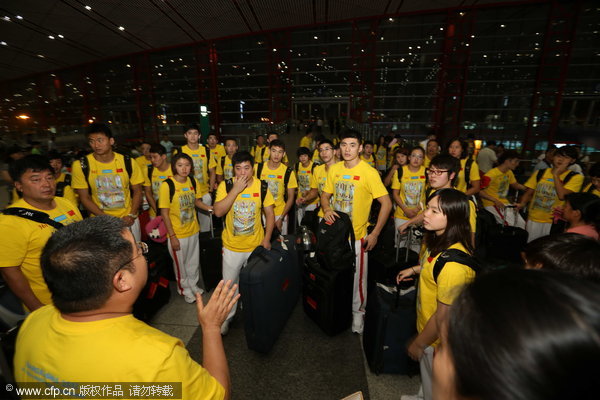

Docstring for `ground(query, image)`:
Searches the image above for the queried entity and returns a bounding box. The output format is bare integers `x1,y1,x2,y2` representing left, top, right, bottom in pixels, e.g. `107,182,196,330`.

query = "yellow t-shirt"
300,135,313,149
135,155,151,171
262,147,289,164
310,163,329,217
297,162,318,206
455,158,480,193
391,166,427,220
250,145,267,163
312,149,322,164
481,167,516,207
583,183,600,198
215,178,275,252
387,143,399,168
254,163,298,216
158,177,202,238
374,145,387,170
360,154,375,168
208,144,226,165
416,243,476,345
175,145,216,194
323,160,389,239
423,155,433,168
0,198,82,306
215,155,234,180
15,306,224,399
143,166,174,217
71,153,144,218
525,169,584,223
55,172,78,208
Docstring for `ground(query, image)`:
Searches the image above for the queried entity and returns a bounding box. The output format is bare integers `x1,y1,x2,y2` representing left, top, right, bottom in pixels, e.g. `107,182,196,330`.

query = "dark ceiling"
0,0,536,81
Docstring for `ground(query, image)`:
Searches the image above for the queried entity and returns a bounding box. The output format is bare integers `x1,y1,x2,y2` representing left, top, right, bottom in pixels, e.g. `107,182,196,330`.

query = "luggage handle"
395,225,415,263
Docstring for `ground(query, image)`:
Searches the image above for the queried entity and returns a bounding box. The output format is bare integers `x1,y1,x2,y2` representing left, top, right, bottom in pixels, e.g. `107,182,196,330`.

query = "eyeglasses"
426,168,449,176
116,241,148,272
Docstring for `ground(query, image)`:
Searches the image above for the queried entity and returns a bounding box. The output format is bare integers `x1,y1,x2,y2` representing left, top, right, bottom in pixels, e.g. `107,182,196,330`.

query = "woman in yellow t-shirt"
395,188,476,400
160,153,213,304
446,137,481,196
383,147,409,187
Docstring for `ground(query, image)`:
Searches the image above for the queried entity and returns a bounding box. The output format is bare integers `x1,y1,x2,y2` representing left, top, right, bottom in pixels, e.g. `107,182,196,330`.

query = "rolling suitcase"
133,241,172,322
369,226,420,286
239,237,301,353
302,256,354,336
198,212,223,292
363,228,419,374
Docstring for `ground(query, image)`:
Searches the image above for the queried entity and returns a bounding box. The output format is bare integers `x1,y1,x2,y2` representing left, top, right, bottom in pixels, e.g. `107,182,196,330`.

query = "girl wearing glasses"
445,137,480,197
159,153,213,304
396,188,476,400
391,146,427,249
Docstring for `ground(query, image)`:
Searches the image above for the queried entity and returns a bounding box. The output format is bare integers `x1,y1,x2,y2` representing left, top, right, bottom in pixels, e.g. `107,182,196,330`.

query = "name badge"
268,174,276,178
102,169,113,173
241,194,251,198
182,188,190,192
54,215,67,222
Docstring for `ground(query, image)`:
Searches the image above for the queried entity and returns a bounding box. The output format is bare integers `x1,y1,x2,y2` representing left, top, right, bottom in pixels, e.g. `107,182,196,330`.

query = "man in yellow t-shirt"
143,144,173,218
71,123,144,241
48,151,78,207
250,134,267,163
424,139,440,168
15,216,239,399
360,141,376,168
172,124,217,233
262,132,289,165
207,133,226,165
297,139,336,218
135,141,152,171
254,139,297,235
0,155,82,311
299,130,314,150
295,147,317,224
519,146,584,242
214,151,275,334
216,138,238,183
322,131,392,334
479,150,528,228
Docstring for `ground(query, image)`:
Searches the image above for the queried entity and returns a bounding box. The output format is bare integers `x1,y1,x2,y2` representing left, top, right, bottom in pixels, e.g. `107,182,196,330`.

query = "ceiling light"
58,34,64,39
37,54,45,58
3,16,10,22
16,15,23,20
314,36,318,40
85,6,92,11
0,41,7,46
48,35,55,39
500,24,506,28
118,26,125,31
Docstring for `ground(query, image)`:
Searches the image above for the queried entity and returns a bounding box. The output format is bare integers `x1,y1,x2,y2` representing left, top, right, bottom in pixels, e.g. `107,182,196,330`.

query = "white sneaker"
351,313,364,334
220,319,231,336
184,294,196,304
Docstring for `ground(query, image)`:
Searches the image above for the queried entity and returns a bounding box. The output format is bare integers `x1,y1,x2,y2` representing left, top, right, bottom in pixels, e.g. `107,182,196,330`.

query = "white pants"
353,237,368,316
484,206,526,229
167,233,200,297
297,203,317,226
197,193,213,233
418,346,435,400
130,217,141,243
526,220,551,242
222,247,253,321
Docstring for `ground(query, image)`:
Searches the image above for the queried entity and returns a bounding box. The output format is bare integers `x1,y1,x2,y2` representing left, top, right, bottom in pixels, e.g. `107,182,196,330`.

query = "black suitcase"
198,213,223,292
133,241,172,322
239,237,301,353
302,256,354,336
369,226,420,286
363,282,418,375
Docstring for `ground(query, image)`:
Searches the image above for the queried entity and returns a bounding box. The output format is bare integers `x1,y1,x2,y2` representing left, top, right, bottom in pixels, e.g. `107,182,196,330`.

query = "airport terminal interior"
1,1,599,399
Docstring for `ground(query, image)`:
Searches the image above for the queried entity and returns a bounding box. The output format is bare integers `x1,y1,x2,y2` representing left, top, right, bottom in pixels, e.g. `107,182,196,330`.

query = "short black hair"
297,147,311,157
555,145,578,160
565,193,600,231
9,154,53,182
524,233,600,283
449,269,600,400
149,143,167,156
363,140,374,147
41,216,132,313
171,153,194,177
340,129,362,143
47,151,63,162
269,139,285,150
429,154,460,186
318,139,334,149
183,123,200,133
445,137,467,159
86,123,112,138
232,150,253,167
498,150,520,165
224,137,238,145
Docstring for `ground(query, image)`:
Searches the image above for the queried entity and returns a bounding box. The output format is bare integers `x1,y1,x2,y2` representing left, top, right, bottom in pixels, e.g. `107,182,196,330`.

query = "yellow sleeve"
194,178,203,199
367,167,389,199
215,160,223,176
437,262,476,305
390,170,400,190
287,170,298,189
525,170,540,190
323,165,335,194
469,161,480,182
564,174,584,193
263,186,275,208
0,216,28,267
158,181,171,209
70,158,88,190
63,185,79,208
208,155,217,169
508,170,517,185
469,201,477,233
215,181,227,202
129,158,145,186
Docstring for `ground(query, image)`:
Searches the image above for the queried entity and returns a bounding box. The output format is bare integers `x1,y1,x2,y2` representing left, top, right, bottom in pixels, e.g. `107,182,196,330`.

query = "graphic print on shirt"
318,177,327,195
191,155,204,184
333,177,355,218
233,199,256,236
403,180,424,207
298,171,311,193
497,175,510,200
266,177,280,202
532,180,556,213
95,174,125,210
178,189,195,225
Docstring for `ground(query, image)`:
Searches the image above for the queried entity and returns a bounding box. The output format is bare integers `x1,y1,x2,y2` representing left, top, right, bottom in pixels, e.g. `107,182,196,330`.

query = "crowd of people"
0,123,599,399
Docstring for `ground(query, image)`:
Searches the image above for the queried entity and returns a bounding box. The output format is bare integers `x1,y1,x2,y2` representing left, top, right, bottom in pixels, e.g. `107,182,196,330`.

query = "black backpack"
432,248,479,283
464,158,474,188
164,177,197,202
3,208,65,230
79,153,133,193
535,168,577,185
55,174,72,198
316,212,356,271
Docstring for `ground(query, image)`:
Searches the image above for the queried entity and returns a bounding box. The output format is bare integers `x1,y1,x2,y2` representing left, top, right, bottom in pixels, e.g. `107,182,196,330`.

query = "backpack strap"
283,167,293,202
147,165,154,182
425,186,434,200
587,184,595,194
260,180,268,205
535,168,546,182
398,165,404,181
221,156,226,172
256,162,264,179
464,158,474,188
562,171,577,185
166,178,176,203
261,146,267,159
55,174,72,198
80,155,91,190
123,155,133,178
3,207,65,230
432,248,479,284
